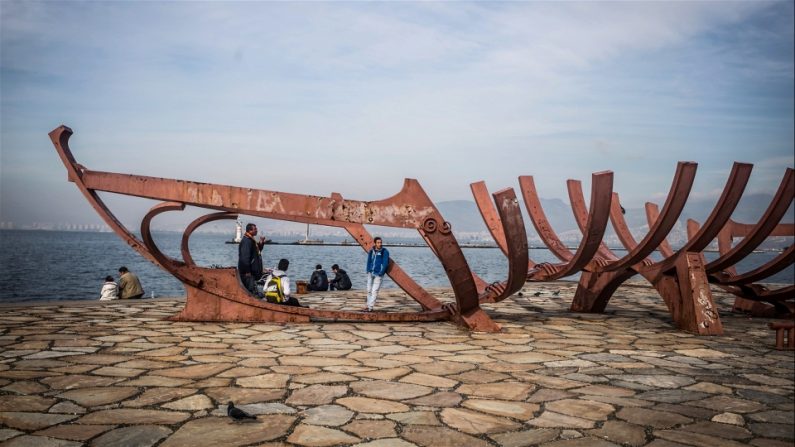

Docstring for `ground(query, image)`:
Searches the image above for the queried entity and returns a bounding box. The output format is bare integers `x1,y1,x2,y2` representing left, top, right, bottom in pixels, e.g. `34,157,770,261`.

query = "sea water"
0,230,791,302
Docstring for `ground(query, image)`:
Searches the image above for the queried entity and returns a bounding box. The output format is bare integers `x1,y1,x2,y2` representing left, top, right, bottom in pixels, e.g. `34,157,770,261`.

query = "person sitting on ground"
118,266,144,299
308,264,329,291
329,264,352,291
263,258,305,307
99,275,119,301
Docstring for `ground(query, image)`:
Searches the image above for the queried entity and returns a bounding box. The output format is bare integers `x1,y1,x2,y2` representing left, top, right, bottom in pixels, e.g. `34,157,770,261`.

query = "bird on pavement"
552,290,560,296
227,401,256,421
533,291,542,297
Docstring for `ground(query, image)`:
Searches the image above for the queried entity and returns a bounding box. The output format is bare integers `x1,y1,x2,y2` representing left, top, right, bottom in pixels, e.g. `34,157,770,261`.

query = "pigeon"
533,291,542,297
227,401,256,421
552,290,560,296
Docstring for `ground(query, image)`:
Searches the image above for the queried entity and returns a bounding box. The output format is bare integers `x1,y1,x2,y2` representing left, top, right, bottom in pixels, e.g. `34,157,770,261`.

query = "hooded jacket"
366,247,390,276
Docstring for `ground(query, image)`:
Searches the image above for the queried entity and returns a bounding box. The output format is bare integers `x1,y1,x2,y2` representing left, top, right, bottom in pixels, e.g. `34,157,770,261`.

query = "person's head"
245,223,258,236
315,264,322,270
374,237,383,250
331,264,339,272
118,266,129,275
278,258,289,271
104,275,114,282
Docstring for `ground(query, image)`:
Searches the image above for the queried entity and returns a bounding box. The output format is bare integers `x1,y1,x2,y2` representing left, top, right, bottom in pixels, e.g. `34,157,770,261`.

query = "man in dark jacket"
329,264,352,291
308,264,329,291
118,266,144,299
238,223,266,296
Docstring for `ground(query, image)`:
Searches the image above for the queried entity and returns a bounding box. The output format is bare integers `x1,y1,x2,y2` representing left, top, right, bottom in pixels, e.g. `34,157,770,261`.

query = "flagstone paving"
0,282,792,446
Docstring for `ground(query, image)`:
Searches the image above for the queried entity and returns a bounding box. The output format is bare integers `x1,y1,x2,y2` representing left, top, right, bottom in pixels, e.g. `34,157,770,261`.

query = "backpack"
263,273,285,303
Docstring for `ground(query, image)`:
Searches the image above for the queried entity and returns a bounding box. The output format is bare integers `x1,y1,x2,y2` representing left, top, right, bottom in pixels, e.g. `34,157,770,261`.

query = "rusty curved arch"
49,127,164,270
518,175,573,262
566,178,617,263
527,171,614,280
706,169,795,273
716,245,795,285
182,211,238,267
644,203,675,258
599,162,698,272
140,202,189,271
470,181,512,259
678,163,753,254
476,188,529,303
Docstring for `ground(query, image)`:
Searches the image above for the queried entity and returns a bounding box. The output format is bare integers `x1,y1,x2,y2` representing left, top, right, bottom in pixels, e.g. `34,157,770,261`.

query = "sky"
1,1,793,230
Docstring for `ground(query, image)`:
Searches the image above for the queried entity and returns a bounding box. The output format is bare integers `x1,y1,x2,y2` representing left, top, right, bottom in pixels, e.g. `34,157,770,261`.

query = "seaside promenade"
0,282,792,447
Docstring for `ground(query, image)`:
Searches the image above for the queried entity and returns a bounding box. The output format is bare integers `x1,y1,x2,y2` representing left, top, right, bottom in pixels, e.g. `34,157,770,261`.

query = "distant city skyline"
1,2,793,231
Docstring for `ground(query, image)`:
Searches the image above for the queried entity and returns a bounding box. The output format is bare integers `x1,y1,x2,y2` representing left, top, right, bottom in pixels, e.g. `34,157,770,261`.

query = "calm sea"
0,230,791,302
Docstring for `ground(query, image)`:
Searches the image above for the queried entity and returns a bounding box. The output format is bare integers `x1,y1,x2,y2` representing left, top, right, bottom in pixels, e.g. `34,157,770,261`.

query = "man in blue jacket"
364,237,389,312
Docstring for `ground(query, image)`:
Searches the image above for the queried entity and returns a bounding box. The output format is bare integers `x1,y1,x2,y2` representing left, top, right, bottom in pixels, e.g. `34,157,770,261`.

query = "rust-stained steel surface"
472,162,794,335
52,125,794,335
50,125,503,332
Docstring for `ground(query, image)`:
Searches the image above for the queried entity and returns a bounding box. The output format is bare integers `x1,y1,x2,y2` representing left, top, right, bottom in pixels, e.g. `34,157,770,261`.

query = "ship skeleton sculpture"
50,126,794,334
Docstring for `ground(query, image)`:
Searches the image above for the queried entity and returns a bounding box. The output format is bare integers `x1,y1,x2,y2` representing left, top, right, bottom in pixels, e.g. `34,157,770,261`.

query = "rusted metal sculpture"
472,162,794,335
50,125,532,332
52,125,793,335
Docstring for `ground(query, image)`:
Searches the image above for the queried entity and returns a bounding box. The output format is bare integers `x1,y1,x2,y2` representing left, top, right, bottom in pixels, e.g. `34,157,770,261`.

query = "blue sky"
1,1,793,229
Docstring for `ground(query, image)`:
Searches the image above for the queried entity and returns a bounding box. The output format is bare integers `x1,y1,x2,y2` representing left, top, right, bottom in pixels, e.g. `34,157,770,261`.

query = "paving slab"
0,283,792,446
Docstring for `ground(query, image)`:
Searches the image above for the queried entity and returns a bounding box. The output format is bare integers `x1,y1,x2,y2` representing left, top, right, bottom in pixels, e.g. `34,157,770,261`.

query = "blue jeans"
366,273,383,310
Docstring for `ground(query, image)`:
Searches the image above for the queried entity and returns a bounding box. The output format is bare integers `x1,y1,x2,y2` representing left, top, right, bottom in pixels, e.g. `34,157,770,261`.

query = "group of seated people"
308,263,352,291
254,261,352,308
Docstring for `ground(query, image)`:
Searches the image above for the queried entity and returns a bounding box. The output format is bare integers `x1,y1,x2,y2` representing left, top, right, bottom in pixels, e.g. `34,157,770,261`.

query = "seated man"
329,264,352,291
308,264,329,291
263,259,304,307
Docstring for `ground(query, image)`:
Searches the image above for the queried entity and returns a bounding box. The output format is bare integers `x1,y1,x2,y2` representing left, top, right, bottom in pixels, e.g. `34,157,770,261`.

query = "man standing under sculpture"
238,223,266,296
363,237,389,312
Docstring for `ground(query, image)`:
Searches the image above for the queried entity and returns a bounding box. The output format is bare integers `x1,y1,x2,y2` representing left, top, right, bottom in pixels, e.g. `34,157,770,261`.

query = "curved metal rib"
706,168,794,273
518,175,573,262
601,162,698,272
645,203,674,258
478,187,529,303
751,284,795,302
49,126,164,269
680,162,753,253
140,202,188,270
716,244,795,285
529,171,614,280
567,178,617,262
471,181,510,258
182,211,238,266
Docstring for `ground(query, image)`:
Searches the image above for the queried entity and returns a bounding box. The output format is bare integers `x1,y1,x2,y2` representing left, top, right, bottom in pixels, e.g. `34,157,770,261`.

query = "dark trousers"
242,274,259,296
266,296,302,307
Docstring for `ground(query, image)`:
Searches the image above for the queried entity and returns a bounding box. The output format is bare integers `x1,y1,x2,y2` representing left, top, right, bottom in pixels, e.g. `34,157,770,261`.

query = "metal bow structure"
51,126,794,335
50,125,533,333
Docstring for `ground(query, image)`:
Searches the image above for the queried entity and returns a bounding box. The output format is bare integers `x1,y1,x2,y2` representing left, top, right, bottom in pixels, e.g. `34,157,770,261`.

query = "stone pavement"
0,282,793,447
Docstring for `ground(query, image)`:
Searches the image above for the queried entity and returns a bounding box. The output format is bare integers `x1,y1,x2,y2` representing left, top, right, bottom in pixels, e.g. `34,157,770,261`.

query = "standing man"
238,223,266,296
364,237,389,312
118,266,144,299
